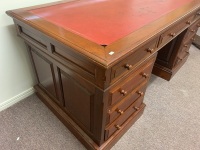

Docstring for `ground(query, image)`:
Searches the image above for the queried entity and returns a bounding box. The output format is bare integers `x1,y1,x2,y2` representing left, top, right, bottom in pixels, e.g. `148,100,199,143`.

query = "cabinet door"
59,68,95,132
29,44,104,143
30,49,57,99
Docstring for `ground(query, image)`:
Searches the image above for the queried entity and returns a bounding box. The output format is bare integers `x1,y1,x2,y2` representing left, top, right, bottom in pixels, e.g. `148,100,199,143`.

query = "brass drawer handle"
191,29,196,33
169,33,176,37
124,64,133,70
146,48,154,53
116,109,124,115
120,90,127,96
186,21,191,25
134,107,140,111
115,125,122,130
141,73,149,78
137,91,144,96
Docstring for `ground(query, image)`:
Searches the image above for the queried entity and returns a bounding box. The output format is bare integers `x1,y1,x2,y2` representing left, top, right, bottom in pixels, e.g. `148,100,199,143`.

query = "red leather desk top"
29,0,193,45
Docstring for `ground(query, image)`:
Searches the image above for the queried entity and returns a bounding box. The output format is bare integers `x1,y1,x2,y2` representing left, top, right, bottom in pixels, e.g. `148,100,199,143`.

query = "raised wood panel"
52,45,96,77
60,69,95,131
30,49,57,99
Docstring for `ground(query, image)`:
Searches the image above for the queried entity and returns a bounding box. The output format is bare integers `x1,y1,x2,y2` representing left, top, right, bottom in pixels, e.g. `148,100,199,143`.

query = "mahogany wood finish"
153,16,200,80
6,0,200,149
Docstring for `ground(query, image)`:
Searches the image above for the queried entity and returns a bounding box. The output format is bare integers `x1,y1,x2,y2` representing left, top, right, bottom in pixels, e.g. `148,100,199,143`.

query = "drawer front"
105,98,144,140
174,36,194,67
158,15,194,48
107,81,147,125
110,38,158,82
175,53,189,67
184,20,200,41
194,9,200,20
175,45,190,67
109,56,155,106
178,39,193,59
16,24,48,50
52,45,97,82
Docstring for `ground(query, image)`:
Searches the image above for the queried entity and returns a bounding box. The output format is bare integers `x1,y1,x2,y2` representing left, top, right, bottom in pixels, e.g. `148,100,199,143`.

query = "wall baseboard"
0,88,35,112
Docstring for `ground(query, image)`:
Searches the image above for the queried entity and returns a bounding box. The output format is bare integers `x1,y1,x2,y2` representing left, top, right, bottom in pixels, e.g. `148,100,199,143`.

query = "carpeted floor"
1,45,200,150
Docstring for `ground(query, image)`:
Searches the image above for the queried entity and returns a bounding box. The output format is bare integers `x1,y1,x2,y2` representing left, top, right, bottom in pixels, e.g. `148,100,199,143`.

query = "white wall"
0,0,59,110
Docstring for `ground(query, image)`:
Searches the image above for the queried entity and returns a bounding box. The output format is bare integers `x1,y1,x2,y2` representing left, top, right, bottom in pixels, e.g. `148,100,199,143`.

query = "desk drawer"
174,35,194,67
158,15,194,48
17,25,48,50
184,20,200,41
194,9,200,20
175,53,189,68
107,81,147,125
109,56,155,106
178,40,193,59
105,98,144,140
175,48,190,67
110,38,158,82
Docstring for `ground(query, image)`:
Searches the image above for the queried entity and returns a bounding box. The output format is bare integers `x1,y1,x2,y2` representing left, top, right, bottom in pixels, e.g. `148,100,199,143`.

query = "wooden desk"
6,0,200,149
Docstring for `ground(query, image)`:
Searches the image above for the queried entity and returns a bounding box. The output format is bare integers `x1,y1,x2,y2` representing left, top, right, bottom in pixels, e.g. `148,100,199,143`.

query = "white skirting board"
0,88,35,112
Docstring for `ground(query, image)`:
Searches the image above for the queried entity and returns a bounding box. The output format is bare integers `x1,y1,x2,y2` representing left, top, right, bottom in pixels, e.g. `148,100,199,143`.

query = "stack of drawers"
153,11,200,81
102,11,199,138
104,54,157,140
175,20,200,66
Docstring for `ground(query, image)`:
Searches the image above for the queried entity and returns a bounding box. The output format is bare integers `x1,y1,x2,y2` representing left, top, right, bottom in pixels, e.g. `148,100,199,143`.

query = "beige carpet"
1,45,200,150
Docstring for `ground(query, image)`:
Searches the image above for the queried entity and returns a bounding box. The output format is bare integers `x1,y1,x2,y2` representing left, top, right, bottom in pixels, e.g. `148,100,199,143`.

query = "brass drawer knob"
120,90,127,96
169,33,176,37
116,109,124,115
124,64,133,70
137,91,144,96
134,107,140,111
186,21,191,25
115,125,122,130
191,29,196,33
146,48,154,53
141,73,149,78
